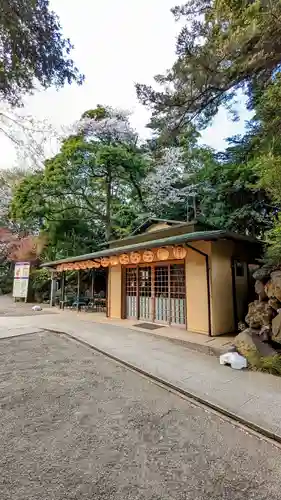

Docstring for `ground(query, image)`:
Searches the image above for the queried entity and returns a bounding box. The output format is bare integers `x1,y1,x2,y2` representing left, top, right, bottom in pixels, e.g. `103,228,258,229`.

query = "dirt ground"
1,331,281,500
0,295,56,317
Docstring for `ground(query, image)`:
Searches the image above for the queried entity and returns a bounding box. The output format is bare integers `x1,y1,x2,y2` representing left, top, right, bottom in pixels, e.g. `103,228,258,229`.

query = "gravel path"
1,331,281,500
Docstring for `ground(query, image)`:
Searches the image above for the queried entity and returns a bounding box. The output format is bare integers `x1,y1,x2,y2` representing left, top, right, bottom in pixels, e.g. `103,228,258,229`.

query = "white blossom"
0,167,28,218
0,103,67,170
73,106,138,144
142,147,199,216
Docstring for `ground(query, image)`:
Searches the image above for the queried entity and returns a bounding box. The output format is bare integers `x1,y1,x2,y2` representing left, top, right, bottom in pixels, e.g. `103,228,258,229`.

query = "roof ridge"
42,230,262,268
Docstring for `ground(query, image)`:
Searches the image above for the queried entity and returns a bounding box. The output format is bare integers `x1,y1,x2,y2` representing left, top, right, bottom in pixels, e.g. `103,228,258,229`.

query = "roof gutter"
41,230,261,268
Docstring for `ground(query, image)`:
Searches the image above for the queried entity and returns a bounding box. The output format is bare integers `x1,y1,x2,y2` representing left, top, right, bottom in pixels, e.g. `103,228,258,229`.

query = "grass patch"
247,353,281,376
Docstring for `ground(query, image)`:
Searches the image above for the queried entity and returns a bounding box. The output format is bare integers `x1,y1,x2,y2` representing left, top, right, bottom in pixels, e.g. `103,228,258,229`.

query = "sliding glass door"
125,263,186,326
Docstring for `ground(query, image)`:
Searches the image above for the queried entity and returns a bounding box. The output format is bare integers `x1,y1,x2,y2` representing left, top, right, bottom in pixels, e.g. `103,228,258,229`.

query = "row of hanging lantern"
55,246,187,272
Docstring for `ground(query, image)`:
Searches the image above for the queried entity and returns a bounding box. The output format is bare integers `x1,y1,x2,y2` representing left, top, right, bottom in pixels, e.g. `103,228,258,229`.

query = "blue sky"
0,0,251,167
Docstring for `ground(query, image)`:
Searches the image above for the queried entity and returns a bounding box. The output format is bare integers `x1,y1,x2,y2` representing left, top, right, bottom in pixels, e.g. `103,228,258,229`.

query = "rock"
265,280,273,298
222,345,237,354
238,321,247,332
253,264,275,283
272,313,281,343
255,280,267,301
258,325,271,342
266,271,281,302
235,328,278,362
268,297,281,311
245,300,274,329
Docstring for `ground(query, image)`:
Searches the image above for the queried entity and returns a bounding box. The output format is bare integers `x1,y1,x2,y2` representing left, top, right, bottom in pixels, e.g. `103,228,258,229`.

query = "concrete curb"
46,327,281,447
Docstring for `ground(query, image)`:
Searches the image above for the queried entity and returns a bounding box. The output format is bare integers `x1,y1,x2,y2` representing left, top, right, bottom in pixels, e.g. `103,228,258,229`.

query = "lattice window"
170,264,185,298
155,266,169,298
125,267,137,318
170,264,186,324
139,266,151,297
125,267,137,296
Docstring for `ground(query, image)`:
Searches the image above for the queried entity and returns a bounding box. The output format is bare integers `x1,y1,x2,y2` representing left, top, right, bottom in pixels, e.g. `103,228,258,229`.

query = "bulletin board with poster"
12,262,30,300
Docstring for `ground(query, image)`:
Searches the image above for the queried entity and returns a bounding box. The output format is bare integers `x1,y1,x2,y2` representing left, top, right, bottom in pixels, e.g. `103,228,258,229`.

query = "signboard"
12,262,30,299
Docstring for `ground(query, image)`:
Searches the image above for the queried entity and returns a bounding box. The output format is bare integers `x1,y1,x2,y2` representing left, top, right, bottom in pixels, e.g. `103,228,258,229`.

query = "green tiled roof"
41,230,262,268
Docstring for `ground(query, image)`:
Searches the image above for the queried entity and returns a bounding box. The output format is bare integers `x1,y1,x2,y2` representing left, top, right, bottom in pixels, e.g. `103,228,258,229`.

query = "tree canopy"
10,96,275,267
135,0,281,262
136,0,281,133
10,106,150,259
5,1,281,293
0,0,84,105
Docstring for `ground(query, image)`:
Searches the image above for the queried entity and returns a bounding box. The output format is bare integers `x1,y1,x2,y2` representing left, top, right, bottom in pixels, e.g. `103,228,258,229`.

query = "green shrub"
247,352,281,376
0,265,13,294
29,268,50,302
258,355,281,376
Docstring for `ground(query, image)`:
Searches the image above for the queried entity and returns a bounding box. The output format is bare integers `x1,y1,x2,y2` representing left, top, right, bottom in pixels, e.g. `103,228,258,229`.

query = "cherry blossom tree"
142,147,198,218
0,103,67,170
0,167,28,221
0,104,67,229
11,105,148,244
74,105,138,145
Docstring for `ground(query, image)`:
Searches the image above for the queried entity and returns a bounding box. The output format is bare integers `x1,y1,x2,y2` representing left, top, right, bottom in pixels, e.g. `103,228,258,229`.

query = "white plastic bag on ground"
32,305,42,311
219,352,247,370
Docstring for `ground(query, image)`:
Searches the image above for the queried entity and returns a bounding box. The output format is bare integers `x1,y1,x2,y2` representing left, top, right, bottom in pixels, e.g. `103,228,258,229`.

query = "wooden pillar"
50,271,56,307
77,270,80,311
61,271,65,309
151,266,155,322
91,270,95,298
106,268,109,317
136,266,140,320
168,264,171,324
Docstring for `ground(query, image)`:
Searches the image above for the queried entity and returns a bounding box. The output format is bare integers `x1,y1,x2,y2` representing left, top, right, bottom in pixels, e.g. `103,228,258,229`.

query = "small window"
235,261,245,277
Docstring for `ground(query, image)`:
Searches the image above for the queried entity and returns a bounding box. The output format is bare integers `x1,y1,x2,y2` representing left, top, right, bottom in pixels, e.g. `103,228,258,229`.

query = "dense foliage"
4,0,281,302
9,91,279,267
136,0,281,133
135,0,281,261
0,0,83,295
10,106,150,259
0,0,83,105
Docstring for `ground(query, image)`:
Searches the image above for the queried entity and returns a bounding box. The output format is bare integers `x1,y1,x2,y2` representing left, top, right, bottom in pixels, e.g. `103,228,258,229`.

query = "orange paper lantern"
173,246,187,259
101,257,110,267
85,260,94,269
77,262,86,270
110,255,119,266
92,260,101,268
143,250,154,263
130,251,141,264
157,247,170,261
119,254,130,265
